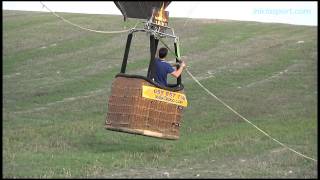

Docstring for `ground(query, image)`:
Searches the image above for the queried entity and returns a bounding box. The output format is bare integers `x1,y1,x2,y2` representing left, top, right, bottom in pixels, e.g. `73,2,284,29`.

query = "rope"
40,1,140,34
157,34,317,162
186,69,317,162
40,1,317,162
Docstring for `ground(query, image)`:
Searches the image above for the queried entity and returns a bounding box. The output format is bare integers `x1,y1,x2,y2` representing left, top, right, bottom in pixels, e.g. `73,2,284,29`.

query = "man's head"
158,47,168,59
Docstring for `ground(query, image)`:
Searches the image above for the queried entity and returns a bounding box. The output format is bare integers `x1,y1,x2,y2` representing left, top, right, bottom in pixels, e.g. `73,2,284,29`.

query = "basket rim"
115,73,184,92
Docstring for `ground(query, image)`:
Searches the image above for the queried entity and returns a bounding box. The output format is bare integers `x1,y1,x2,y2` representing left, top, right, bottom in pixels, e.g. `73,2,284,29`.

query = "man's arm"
171,61,186,78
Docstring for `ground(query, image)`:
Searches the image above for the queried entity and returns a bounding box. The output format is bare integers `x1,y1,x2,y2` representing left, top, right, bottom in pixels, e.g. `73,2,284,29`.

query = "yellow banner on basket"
142,85,188,107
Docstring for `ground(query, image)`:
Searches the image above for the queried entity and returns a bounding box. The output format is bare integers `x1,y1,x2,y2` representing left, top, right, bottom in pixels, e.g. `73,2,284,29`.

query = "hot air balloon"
105,1,187,140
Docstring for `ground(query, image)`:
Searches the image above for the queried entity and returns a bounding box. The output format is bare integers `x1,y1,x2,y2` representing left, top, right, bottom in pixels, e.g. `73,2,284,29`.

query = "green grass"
3,10,317,178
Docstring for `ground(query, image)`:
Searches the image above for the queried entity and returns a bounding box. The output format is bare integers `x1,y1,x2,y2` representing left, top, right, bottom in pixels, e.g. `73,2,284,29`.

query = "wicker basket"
105,75,185,140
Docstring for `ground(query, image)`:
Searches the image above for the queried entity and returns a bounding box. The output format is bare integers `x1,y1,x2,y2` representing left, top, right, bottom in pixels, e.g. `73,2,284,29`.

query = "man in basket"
154,47,186,87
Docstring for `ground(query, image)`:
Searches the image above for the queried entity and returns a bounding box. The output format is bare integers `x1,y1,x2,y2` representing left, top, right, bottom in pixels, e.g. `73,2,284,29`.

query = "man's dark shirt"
154,58,175,86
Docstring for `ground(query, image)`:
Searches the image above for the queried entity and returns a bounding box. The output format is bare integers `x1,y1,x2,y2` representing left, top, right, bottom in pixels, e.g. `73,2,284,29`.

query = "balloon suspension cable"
156,13,317,163
40,1,316,162
40,1,141,34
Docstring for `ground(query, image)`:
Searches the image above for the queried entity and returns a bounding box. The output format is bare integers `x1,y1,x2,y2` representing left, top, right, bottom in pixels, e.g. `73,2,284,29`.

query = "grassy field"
3,10,317,178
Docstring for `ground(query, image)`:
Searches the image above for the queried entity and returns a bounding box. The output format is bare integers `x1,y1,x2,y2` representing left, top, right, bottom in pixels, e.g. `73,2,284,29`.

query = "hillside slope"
3,10,317,178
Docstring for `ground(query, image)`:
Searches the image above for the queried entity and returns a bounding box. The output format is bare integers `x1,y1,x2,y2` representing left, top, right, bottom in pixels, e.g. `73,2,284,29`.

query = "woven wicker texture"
105,76,184,140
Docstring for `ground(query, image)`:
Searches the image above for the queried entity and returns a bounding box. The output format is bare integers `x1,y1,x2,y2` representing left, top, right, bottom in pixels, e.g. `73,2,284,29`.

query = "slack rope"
40,1,140,34
185,69,317,162
40,1,316,162
156,34,317,163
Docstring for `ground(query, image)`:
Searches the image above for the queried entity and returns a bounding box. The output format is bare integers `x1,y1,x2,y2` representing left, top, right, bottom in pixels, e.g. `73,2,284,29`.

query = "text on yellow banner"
142,85,187,107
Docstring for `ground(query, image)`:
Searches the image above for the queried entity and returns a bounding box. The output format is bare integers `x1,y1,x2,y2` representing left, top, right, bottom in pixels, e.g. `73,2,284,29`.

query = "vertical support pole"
174,41,182,85
155,38,159,54
154,38,159,77
147,35,158,80
120,33,133,74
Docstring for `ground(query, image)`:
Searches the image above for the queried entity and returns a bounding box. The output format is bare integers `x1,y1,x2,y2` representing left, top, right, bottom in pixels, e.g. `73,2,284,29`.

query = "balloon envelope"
114,1,171,20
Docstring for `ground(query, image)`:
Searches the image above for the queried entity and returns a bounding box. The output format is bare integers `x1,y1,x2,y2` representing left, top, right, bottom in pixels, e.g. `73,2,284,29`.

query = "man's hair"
159,47,168,59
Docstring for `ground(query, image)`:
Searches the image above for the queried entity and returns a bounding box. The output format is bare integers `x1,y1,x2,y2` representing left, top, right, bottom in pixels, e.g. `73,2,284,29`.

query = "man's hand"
171,60,186,78
178,56,187,68
180,61,186,68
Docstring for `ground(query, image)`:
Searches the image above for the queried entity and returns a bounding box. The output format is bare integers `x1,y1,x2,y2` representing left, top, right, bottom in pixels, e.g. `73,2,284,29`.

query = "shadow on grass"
75,131,172,154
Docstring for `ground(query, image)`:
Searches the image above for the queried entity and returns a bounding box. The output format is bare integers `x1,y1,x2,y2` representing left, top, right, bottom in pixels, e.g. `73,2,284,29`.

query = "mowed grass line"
3,10,317,178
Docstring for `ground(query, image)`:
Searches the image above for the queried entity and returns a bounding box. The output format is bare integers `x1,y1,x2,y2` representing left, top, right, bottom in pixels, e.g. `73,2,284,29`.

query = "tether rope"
40,1,140,34
40,1,316,162
156,34,317,163
185,69,317,162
